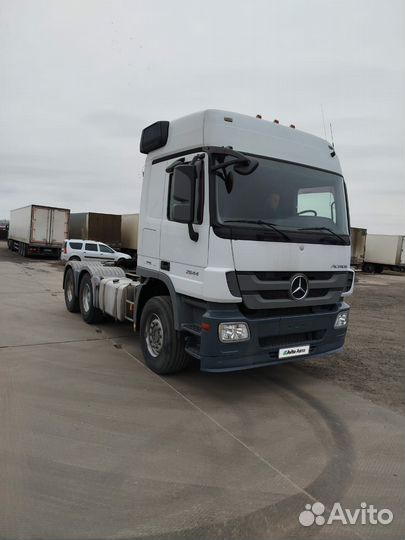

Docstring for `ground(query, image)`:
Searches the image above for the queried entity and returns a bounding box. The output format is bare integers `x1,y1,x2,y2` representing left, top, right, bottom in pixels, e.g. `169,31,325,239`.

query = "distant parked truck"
363,234,405,273
350,227,367,268
121,213,139,255
8,205,70,257
69,212,121,248
0,220,9,241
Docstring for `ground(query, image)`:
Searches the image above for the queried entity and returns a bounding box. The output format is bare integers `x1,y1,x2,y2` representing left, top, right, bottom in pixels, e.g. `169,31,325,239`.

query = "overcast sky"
1,0,404,233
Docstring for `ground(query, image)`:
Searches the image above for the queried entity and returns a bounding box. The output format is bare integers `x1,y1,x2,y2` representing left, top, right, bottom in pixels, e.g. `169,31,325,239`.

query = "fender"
136,267,182,330
63,261,125,302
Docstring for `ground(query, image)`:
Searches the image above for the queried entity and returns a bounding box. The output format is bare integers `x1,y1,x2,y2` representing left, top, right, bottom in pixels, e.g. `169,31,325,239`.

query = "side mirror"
233,158,258,175
171,165,196,224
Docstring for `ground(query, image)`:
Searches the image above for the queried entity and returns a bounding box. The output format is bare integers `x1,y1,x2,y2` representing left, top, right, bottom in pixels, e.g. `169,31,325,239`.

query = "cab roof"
144,109,341,174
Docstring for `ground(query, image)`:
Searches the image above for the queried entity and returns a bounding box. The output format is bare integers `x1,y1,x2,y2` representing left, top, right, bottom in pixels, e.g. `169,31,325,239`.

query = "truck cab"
136,110,353,371
64,109,353,374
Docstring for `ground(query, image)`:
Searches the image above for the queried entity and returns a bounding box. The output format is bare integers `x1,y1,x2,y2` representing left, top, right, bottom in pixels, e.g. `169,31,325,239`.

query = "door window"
167,159,204,224
99,244,114,253
85,243,98,251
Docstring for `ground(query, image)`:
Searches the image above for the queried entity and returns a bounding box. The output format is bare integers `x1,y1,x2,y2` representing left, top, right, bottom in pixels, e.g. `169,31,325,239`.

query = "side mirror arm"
166,158,185,173
186,154,205,242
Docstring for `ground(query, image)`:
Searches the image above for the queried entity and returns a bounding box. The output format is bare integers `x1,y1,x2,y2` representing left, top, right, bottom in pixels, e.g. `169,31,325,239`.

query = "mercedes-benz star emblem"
289,274,309,300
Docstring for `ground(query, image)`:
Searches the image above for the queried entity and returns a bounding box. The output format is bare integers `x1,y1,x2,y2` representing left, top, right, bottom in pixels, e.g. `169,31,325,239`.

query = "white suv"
61,239,132,264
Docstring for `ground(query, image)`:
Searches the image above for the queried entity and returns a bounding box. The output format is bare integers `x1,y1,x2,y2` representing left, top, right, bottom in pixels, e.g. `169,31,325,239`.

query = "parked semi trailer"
69,212,121,248
363,234,405,273
63,110,354,374
8,205,70,257
121,213,139,256
350,227,367,268
0,220,9,241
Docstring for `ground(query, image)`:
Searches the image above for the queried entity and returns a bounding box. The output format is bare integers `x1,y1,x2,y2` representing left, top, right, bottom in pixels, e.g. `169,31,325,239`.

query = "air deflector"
140,121,170,154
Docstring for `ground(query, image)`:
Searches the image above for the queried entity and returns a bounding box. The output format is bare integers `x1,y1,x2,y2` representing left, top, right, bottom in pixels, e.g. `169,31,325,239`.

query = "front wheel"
79,273,102,323
140,296,189,374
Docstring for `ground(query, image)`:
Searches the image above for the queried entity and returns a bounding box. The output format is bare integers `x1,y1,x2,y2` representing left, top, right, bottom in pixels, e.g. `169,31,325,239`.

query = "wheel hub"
82,283,91,312
67,280,74,302
145,314,164,357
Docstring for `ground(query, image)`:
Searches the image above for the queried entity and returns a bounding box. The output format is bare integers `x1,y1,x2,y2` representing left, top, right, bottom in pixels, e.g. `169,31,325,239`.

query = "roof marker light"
289,124,296,129
224,117,233,122
273,119,279,124
256,114,262,119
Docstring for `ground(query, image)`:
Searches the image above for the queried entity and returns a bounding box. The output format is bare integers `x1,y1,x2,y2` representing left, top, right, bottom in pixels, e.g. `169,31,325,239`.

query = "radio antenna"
321,104,327,140
329,121,335,148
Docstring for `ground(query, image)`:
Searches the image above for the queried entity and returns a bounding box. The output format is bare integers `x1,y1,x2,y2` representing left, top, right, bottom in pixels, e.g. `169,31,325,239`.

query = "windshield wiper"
298,226,347,244
224,219,291,242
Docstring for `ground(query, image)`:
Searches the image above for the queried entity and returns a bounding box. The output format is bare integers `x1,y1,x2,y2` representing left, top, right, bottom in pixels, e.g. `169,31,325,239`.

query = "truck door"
50,209,69,244
159,152,209,297
31,206,50,244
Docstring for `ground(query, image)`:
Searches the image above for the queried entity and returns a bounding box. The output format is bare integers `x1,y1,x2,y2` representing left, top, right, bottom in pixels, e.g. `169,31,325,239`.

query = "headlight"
218,322,250,343
334,311,349,329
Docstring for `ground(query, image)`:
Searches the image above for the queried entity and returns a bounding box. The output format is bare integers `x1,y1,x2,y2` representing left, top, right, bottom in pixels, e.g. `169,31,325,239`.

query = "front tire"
79,273,102,323
64,268,80,312
140,296,188,374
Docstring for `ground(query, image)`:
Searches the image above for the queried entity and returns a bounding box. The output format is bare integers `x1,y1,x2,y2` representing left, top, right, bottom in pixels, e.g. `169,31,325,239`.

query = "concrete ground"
0,241,404,540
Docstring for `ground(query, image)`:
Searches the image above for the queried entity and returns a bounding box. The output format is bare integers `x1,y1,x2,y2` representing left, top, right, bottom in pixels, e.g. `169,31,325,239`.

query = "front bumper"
197,302,349,372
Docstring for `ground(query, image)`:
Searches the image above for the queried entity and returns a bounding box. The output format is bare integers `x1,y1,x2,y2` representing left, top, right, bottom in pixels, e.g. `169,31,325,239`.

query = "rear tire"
69,256,80,261
64,268,80,312
140,296,189,374
79,273,102,323
363,263,375,273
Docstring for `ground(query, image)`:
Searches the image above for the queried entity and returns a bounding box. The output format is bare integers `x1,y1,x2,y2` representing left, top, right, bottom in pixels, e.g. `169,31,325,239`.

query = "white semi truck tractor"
63,110,354,374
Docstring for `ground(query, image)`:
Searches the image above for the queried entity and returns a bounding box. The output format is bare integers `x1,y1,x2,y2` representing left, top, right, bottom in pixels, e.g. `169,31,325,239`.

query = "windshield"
213,154,349,244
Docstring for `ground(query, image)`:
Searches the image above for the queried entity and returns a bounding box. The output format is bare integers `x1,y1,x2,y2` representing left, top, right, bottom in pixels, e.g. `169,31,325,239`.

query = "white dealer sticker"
278,345,310,359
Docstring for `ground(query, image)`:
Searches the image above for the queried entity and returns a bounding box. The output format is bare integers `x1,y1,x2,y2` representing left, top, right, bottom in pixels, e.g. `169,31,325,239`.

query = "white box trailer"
350,227,367,268
121,213,139,255
8,205,70,258
363,234,405,273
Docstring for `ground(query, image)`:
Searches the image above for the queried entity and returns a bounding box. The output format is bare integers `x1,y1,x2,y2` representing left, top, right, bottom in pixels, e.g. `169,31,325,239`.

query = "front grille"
237,271,350,310
254,271,334,281
259,330,326,348
240,304,337,318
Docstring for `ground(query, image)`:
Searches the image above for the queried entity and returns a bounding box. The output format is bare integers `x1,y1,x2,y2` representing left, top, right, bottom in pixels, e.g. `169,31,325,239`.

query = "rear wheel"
79,273,102,323
363,263,375,273
69,256,80,261
64,268,80,312
140,296,188,374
